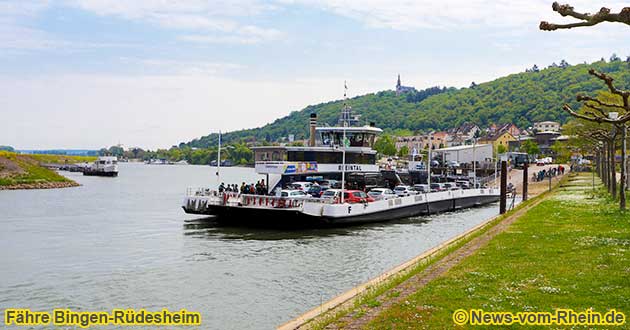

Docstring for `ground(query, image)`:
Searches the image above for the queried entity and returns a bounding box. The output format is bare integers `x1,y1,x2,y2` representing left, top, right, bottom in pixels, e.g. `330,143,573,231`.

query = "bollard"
500,160,507,214
522,163,528,201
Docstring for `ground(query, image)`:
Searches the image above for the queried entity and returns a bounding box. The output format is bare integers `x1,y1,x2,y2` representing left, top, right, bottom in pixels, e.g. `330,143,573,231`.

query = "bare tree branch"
588,69,630,98
540,2,630,30
577,94,626,110
563,104,630,124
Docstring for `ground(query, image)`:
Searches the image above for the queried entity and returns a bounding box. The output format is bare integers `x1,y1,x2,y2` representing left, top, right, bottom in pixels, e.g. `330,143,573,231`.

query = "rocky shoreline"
0,181,80,190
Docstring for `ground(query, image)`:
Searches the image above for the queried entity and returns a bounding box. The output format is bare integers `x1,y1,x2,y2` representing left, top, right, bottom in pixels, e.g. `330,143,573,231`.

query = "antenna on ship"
340,81,349,204
216,131,221,186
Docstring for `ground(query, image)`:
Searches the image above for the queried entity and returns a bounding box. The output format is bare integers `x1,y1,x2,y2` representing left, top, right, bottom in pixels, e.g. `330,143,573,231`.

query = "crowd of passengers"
218,180,267,195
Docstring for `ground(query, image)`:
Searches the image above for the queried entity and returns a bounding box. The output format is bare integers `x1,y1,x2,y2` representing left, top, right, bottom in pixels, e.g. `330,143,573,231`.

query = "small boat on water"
182,87,499,227
83,156,118,177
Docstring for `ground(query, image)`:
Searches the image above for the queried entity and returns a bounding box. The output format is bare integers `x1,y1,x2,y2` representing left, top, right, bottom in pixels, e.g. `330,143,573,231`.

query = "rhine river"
0,163,499,329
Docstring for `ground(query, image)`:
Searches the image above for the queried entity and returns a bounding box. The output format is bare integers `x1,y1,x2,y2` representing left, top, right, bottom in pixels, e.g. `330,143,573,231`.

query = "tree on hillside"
540,2,630,210
540,2,630,30
559,59,570,68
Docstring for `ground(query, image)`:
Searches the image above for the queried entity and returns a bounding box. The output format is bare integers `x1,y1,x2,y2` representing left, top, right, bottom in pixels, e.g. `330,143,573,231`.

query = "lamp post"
341,122,347,204
427,133,432,188
472,138,477,189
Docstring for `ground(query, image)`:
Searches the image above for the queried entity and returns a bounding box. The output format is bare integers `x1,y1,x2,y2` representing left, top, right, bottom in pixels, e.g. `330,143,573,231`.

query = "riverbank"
0,151,91,190
286,172,629,329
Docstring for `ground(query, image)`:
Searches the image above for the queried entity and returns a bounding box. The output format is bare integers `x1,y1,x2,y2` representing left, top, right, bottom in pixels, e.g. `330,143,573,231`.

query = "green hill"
183,59,630,148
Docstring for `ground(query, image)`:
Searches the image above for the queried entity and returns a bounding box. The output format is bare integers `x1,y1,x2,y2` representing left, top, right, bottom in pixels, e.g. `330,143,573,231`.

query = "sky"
1,0,629,150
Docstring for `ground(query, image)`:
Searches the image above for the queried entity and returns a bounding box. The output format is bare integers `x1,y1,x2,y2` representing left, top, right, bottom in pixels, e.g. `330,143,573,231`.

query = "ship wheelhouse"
252,122,383,191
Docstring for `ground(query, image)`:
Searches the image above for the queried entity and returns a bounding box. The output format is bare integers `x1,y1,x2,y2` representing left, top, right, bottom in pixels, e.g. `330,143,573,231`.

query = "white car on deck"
280,190,310,199
288,182,313,191
393,185,418,196
367,188,397,200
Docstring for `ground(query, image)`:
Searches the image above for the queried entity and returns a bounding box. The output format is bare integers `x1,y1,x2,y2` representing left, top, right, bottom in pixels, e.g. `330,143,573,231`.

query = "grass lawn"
0,151,84,186
362,174,630,329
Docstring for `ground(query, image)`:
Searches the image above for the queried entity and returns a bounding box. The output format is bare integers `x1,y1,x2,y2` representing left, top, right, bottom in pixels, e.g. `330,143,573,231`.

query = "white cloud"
295,0,630,31
0,73,383,149
179,26,284,44
64,0,285,44
124,58,246,75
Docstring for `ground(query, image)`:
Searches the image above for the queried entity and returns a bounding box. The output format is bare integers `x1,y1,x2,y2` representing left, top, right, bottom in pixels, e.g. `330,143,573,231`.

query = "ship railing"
186,189,337,208
239,194,308,209
186,187,219,197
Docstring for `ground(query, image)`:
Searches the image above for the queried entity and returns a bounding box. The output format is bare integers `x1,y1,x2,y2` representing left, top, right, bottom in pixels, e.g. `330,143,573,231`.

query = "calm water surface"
0,163,499,329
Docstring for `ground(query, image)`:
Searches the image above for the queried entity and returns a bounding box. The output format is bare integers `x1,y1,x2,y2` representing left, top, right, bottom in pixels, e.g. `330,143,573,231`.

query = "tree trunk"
622,125,627,210
610,141,617,199
603,142,609,189
595,149,602,178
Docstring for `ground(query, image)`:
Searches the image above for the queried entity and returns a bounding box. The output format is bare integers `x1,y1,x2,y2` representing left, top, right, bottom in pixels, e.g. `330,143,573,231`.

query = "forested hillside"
183,58,630,148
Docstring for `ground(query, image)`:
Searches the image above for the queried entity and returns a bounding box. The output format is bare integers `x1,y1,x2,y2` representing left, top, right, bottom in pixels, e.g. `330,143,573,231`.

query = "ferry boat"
83,156,118,177
182,91,499,227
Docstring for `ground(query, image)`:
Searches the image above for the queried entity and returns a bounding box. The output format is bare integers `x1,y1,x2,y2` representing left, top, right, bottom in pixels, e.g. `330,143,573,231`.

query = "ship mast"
341,81,348,204
216,131,221,186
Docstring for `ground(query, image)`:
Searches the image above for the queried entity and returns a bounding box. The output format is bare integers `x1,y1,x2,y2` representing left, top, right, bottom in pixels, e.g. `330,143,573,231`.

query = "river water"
0,163,499,329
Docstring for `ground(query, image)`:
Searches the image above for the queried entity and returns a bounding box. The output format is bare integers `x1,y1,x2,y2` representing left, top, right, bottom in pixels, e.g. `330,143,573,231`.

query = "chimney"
309,113,317,147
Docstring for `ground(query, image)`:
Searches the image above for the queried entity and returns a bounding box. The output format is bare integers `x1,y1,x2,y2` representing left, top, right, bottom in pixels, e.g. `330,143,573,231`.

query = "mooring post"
500,160,507,214
522,162,528,202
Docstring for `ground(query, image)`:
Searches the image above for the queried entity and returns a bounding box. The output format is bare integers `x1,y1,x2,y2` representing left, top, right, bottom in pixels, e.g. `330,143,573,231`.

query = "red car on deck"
320,189,375,204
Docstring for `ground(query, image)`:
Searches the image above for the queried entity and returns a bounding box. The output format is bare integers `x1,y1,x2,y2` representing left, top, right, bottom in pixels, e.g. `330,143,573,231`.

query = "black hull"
83,171,118,177
183,195,500,228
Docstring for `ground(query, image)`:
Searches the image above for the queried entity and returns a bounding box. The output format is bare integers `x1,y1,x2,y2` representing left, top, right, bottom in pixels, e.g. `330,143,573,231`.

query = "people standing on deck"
219,182,225,193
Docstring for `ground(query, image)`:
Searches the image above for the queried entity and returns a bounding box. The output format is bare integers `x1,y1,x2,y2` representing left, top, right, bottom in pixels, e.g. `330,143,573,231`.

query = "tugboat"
83,156,118,177
182,86,499,227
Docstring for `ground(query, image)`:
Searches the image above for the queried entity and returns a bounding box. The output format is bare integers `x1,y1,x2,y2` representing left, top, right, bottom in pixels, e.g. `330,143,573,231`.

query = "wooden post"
522,162,528,201
500,160,507,214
